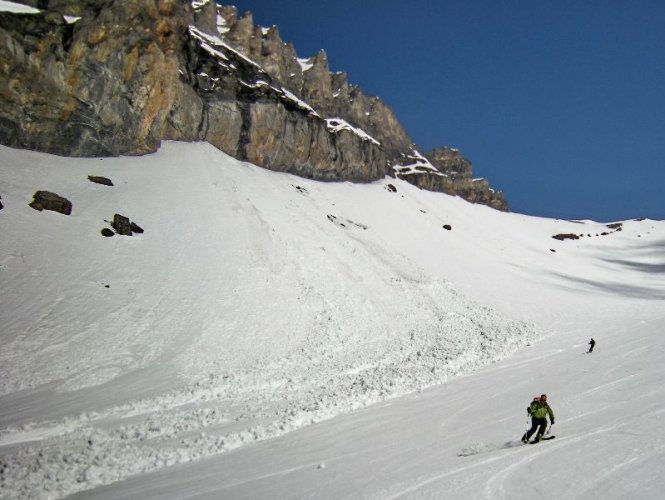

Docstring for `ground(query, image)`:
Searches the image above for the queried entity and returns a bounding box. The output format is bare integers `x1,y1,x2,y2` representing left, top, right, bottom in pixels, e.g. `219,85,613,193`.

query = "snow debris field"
0,142,663,499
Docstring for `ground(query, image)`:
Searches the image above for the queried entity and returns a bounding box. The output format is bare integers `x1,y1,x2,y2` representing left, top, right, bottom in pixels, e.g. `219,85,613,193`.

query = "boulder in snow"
552,233,580,241
112,214,132,235
109,214,144,236
88,176,114,186
29,191,72,215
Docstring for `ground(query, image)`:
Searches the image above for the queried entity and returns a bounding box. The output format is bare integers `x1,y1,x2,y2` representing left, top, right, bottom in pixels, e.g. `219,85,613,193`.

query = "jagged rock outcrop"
0,0,192,155
393,148,508,211
0,0,508,209
218,7,413,160
426,148,508,211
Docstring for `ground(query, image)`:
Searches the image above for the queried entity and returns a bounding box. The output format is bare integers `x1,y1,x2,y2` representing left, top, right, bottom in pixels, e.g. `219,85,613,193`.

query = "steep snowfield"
0,142,663,499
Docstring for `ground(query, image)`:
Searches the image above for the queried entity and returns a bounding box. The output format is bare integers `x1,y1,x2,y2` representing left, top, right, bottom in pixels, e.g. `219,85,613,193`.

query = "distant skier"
521,394,554,443
588,338,596,353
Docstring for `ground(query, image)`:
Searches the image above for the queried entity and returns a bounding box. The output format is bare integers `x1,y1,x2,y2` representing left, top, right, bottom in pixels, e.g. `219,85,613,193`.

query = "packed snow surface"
0,142,663,499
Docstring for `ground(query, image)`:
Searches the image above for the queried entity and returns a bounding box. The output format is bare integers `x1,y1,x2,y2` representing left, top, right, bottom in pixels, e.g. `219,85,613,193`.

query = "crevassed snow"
0,141,664,499
325,118,381,145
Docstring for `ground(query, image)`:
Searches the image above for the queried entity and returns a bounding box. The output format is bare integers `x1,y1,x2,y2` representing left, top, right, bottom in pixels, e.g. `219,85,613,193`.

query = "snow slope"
0,142,663,499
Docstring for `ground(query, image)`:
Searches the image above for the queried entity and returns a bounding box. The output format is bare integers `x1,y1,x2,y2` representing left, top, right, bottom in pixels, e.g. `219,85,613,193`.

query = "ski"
529,436,555,444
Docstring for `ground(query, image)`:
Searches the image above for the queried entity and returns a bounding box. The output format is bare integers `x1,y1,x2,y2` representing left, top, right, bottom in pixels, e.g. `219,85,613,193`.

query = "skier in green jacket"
521,394,555,443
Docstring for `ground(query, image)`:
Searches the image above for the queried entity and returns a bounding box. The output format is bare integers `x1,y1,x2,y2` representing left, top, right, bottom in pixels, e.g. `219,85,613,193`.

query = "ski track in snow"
0,142,542,498
1,142,664,498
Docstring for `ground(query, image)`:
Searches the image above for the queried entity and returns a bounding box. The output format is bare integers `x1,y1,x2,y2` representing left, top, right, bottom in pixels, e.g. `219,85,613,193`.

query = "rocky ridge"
0,0,507,209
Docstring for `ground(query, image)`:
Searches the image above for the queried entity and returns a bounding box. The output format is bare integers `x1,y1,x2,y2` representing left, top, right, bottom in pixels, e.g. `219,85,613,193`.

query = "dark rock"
88,175,113,186
552,233,580,241
129,221,144,234
112,214,132,235
385,184,397,192
101,227,114,237
29,190,72,215
0,194,3,210
443,224,452,231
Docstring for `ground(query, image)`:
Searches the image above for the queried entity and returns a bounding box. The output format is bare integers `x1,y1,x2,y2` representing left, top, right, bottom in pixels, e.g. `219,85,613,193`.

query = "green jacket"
528,401,554,421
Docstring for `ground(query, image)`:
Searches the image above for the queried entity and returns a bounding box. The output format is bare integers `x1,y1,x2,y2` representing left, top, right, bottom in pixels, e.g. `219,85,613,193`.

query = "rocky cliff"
0,0,508,209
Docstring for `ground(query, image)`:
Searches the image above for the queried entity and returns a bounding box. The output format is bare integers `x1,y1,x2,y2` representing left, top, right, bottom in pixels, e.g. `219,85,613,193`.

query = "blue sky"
230,1,665,221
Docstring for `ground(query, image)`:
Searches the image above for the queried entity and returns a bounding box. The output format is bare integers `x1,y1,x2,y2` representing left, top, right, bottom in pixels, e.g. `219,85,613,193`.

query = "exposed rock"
112,214,132,235
88,175,113,186
101,227,114,237
552,233,580,241
29,190,72,215
443,224,452,231
0,194,3,210
185,27,387,181
0,1,508,211
427,148,508,211
107,214,143,235
0,0,195,156
394,148,508,211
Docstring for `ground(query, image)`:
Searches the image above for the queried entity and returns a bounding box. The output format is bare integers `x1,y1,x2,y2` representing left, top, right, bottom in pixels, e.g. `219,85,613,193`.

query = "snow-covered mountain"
1,141,663,499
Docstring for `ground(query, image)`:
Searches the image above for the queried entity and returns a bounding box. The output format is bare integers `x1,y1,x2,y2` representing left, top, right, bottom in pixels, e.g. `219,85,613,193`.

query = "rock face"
0,0,508,209
426,148,508,211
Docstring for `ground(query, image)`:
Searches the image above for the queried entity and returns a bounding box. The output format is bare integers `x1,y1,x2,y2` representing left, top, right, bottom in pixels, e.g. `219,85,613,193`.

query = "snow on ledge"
217,14,229,34
0,0,40,14
0,1,82,23
191,0,213,9
281,87,320,117
298,57,314,72
189,26,262,70
236,79,320,117
325,118,381,146
394,150,446,177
